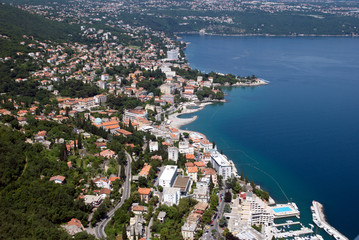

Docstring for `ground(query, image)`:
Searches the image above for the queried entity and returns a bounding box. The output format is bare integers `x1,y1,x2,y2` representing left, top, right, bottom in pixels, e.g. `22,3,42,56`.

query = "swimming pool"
273,207,292,213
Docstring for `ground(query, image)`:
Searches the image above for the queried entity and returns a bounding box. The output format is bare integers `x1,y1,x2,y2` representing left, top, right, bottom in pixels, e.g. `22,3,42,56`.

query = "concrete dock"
312,201,348,240
274,221,301,227
275,227,313,238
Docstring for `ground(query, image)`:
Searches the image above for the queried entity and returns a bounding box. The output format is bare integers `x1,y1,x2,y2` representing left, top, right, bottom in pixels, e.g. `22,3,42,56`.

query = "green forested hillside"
0,125,93,239
0,126,28,189
0,3,80,41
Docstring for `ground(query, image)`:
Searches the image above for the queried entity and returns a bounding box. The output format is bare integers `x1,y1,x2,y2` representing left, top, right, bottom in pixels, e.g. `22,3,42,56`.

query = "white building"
97,80,107,89
181,222,197,240
149,141,159,152
94,94,107,105
167,49,178,61
193,181,210,203
179,141,194,154
168,147,179,162
101,74,110,81
160,83,175,95
163,187,181,206
210,150,232,180
123,108,148,121
242,192,274,226
159,165,178,188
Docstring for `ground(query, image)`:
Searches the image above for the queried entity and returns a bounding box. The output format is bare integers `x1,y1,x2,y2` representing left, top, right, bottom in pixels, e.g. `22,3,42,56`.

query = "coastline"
169,102,243,181
171,33,358,240
168,102,212,129
168,79,268,130
176,32,359,38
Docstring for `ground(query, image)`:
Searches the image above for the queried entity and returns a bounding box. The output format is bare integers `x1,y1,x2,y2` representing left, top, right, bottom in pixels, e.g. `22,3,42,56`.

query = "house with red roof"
138,188,151,203
187,167,198,182
49,175,66,184
194,161,206,170
139,164,152,178
185,162,194,168
63,218,84,235
132,204,147,216
115,128,133,137
99,188,111,197
109,176,121,185
100,149,115,159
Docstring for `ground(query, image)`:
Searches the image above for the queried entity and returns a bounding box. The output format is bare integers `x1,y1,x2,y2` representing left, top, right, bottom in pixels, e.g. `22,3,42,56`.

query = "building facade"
210,150,232,180
159,165,178,188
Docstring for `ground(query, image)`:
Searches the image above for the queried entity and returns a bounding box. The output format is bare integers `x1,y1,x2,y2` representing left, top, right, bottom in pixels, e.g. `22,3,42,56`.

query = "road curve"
94,152,132,239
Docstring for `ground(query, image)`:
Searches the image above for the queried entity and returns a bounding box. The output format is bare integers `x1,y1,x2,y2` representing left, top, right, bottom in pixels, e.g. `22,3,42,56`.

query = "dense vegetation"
54,79,100,98
0,126,28,189
151,198,199,240
106,8,359,35
0,4,80,42
0,125,93,239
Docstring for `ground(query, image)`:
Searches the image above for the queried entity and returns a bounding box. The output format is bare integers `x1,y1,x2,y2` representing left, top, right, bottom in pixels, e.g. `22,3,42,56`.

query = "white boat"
311,206,315,213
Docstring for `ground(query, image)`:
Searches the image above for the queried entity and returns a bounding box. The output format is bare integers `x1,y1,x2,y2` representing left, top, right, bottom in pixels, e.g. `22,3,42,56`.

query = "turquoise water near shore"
179,35,359,239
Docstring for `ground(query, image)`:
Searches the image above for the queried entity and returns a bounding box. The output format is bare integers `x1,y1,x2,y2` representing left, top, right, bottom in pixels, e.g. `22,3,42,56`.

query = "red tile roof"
116,129,133,136
49,175,65,182
187,166,198,173
68,218,83,228
138,188,151,195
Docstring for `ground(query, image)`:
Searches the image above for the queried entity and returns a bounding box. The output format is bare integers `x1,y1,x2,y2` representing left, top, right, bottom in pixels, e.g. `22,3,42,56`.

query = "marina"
274,226,314,238
294,234,324,240
311,201,348,240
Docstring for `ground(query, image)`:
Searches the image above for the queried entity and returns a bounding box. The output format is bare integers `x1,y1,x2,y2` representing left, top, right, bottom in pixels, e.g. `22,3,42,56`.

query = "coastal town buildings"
159,165,178,188
193,180,210,203
162,187,181,206
240,192,274,226
168,146,179,162
210,150,232,179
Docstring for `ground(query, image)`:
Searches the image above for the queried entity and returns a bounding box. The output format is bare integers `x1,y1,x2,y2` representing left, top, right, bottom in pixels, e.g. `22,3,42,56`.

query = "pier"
274,221,301,227
312,201,348,240
274,227,313,238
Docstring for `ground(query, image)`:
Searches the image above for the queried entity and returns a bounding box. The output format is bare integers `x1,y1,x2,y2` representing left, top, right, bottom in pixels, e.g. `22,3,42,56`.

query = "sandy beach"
168,102,212,130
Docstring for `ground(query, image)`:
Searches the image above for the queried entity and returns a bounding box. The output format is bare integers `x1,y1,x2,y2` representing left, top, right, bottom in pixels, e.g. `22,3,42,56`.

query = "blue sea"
179,35,359,239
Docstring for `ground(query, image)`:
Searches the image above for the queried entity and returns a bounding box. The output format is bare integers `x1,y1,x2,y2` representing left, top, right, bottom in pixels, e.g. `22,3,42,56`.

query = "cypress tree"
122,225,128,240
120,163,126,181
78,134,82,149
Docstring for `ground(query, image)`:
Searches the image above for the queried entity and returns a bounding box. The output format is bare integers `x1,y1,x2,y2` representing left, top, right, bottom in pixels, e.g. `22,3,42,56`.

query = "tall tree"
78,134,83,149
59,142,67,161
209,175,214,193
122,225,128,240
120,163,126,181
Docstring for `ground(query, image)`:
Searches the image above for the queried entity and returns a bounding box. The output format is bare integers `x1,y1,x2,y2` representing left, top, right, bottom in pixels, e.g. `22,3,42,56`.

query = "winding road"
94,152,132,239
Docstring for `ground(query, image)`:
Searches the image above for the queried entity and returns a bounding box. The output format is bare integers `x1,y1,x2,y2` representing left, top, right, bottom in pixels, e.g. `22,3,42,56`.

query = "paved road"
154,166,164,187
200,189,226,240
94,152,132,239
146,215,154,239
206,189,225,240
